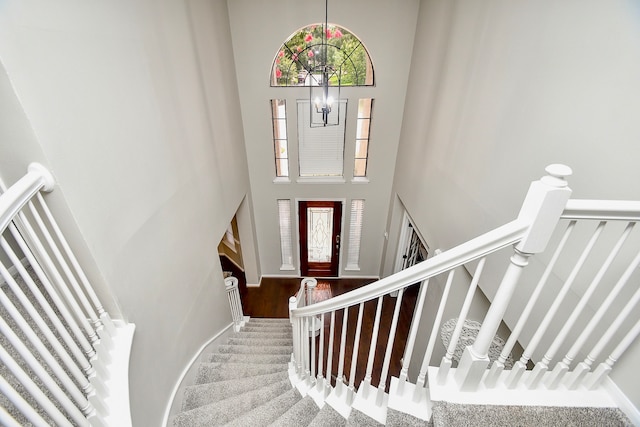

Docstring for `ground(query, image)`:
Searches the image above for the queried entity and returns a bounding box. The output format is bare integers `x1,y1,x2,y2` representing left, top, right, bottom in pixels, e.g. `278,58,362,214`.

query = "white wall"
227,0,420,279
0,0,251,425
389,0,640,409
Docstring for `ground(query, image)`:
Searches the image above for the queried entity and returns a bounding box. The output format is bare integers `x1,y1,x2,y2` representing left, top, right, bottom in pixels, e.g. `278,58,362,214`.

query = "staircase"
172,318,633,426
171,318,425,426
171,165,640,427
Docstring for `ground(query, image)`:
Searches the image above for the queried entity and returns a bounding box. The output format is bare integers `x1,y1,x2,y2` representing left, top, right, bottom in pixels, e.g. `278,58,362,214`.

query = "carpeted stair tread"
431,402,634,427
346,407,383,426
173,378,293,426
240,326,293,334
269,395,320,426
226,337,293,347
195,362,289,383
224,388,302,427
247,317,291,326
242,321,291,328
231,331,293,340
386,408,432,426
308,403,347,426
182,371,290,411
217,344,292,355
205,352,291,364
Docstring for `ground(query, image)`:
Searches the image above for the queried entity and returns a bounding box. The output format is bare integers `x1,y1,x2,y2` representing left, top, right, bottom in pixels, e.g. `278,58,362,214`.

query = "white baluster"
545,221,630,389
377,288,404,406
362,296,383,399
288,296,299,374
0,294,95,417
35,192,116,335
502,221,575,388
518,221,604,389
316,312,326,394
12,212,100,353
26,201,101,340
397,279,429,395
420,270,455,395
348,302,365,402
7,222,96,360
554,224,638,389
325,310,336,394
440,260,485,384
0,343,84,427
584,316,640,390
302,317,311,383
0,375,49,427
570,271,640,390
334,307,349,397
311,315,316,381
0,254,94,397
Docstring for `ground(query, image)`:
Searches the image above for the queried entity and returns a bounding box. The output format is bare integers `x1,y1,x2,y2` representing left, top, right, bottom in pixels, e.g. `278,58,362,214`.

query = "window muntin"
271,24,374,87
271,100,289,177
354,99,373,177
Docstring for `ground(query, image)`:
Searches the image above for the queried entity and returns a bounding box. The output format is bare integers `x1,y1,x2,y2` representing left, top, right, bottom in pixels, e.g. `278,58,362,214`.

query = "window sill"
351,177,369,184
273,177,291,184
296,176,346,184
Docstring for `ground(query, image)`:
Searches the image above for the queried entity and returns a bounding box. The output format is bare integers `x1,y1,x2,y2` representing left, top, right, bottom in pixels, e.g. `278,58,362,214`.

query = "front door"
299,201,342,277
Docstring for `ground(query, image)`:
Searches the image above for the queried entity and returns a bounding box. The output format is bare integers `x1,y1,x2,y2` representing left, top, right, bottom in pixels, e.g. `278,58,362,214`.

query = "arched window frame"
270,23,374,87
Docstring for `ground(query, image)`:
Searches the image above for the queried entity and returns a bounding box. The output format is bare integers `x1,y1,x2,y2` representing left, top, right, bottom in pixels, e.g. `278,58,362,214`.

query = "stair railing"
289,164,640,422
0,164,134,427
224,276,246,331
289,277,317,391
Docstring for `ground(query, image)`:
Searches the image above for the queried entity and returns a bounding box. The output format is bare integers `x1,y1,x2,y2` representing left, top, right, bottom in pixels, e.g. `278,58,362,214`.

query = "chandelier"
307,0,341,127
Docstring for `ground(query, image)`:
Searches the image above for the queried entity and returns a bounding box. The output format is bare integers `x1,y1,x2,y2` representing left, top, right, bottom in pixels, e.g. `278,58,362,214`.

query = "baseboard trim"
161,322,235,427
604,376,640,425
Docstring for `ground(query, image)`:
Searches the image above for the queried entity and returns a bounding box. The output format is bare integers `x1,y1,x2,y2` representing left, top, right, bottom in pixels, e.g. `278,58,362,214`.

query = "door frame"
296,198,345,277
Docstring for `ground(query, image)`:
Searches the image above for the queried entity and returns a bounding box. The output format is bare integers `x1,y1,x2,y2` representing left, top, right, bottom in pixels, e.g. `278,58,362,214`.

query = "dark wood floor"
220,256,420,390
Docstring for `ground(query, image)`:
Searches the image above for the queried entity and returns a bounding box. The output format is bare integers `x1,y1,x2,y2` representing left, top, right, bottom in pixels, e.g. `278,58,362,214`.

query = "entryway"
298,201,342,277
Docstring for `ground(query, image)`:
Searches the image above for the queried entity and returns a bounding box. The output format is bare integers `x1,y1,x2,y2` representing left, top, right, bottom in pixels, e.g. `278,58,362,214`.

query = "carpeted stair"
172,318,430,427
172,318,633,427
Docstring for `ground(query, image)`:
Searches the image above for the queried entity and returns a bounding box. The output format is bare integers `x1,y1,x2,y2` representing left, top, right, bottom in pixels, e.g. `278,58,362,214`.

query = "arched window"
271,24,374,87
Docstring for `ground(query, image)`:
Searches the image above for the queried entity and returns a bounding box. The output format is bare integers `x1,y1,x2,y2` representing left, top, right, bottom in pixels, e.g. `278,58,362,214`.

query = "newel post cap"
28,163,55,192
301,277,318,289
541,164,572,187
516,164,573,254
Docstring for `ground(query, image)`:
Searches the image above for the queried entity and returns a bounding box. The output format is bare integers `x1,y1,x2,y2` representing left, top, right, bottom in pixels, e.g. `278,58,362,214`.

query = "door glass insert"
307,207,334,263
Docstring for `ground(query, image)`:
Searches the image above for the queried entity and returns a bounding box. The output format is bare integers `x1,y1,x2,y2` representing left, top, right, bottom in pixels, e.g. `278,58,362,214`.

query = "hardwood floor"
219,256,421,390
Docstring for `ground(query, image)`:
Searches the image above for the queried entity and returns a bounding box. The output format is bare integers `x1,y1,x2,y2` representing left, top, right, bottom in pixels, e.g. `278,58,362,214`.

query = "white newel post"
225,276,245,331
454,164,573,391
